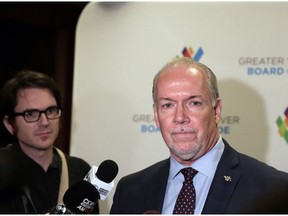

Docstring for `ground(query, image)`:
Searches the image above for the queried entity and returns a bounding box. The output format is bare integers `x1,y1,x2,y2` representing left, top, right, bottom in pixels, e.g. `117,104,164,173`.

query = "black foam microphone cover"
96,159,119,183
63,180,99,214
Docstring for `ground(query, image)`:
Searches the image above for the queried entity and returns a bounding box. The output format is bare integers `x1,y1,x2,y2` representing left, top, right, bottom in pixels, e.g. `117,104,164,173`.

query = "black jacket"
110,140,288,214
0,143,99,214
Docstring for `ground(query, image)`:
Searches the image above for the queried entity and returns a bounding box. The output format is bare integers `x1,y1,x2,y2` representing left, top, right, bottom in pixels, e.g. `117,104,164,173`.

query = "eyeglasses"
12,106,62,123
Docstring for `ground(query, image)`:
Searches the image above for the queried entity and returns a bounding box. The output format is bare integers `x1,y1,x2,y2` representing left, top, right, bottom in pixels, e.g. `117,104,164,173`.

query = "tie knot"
180,167,198,181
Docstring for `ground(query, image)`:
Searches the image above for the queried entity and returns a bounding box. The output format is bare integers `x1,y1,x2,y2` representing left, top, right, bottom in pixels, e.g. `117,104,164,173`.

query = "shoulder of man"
119,158,170,184
63,154,91,183
222,139,288,180
65,154,91,171
0,144,24,190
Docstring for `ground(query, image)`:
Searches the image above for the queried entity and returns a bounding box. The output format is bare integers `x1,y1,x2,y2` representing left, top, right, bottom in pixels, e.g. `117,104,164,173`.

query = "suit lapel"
143,159,170,213
202,140,241,214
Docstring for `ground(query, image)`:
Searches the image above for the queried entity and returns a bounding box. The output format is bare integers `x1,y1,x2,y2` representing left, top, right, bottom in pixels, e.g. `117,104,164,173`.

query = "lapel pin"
224,175,232,182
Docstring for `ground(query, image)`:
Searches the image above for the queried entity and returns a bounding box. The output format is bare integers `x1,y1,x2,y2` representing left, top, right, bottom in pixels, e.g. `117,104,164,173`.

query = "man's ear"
214,98,222,124
3,116,14,135
153,104,160,128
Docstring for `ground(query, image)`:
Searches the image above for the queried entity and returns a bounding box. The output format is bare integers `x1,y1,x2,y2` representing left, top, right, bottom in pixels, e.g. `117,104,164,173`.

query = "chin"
173,148,196,160
180,153,197,161
173,144,200,158
36,143,54,151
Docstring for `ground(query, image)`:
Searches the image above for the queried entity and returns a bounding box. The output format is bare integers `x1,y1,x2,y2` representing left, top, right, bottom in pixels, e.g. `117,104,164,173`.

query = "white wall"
71,2,288,213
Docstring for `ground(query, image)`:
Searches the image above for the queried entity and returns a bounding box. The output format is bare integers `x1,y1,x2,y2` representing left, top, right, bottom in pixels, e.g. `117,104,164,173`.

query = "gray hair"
152,57,219,106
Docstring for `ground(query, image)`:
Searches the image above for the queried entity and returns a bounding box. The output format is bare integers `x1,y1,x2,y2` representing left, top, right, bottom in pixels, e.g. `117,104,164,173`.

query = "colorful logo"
276,107,288,144
179,46,204,62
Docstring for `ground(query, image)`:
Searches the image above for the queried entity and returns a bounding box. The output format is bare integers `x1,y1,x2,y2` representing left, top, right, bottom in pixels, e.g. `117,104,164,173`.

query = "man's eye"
24,110,38,117
47,107,57,114
187,100,202,106
162,103,174,109
192,101,202,106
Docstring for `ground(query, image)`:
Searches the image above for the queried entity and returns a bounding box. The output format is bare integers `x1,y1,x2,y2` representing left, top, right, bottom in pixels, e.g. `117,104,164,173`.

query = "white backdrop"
70,2,288,213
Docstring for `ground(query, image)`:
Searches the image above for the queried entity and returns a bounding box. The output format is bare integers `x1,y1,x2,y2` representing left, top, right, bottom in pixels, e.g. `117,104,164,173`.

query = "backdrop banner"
71,2,288,213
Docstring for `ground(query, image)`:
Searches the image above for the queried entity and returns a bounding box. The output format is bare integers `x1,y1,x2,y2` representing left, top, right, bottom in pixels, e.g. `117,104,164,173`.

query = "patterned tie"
173,167,198,214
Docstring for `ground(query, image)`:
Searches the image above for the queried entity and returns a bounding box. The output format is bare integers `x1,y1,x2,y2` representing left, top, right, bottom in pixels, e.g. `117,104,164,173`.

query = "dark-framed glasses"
11,106,62,123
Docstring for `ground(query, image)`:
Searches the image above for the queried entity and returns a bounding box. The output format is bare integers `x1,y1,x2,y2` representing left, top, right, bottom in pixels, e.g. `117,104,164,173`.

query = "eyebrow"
15,105,58,113
158,95,204,102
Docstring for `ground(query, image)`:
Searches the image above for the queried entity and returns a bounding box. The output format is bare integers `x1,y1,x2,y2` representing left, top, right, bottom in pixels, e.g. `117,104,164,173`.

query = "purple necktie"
173,167,198,214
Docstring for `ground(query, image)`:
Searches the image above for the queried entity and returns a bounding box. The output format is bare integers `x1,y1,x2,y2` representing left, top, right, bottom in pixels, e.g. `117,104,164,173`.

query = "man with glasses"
0,70,99,214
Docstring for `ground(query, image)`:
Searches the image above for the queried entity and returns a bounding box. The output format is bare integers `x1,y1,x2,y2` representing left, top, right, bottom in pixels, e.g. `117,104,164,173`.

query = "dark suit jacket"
110,140,288,214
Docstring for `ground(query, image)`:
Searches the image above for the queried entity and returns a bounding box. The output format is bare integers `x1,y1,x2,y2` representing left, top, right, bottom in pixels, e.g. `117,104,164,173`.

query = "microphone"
50,180,99,214
84,159,119,200
50,204,72,214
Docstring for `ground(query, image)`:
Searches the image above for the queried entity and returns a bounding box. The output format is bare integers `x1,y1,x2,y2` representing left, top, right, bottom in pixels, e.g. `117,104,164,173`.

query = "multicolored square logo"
276,107,288,144
179,46,203,62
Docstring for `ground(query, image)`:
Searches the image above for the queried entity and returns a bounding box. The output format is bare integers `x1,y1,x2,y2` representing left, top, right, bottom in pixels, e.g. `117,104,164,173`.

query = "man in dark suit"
110,57,288,214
